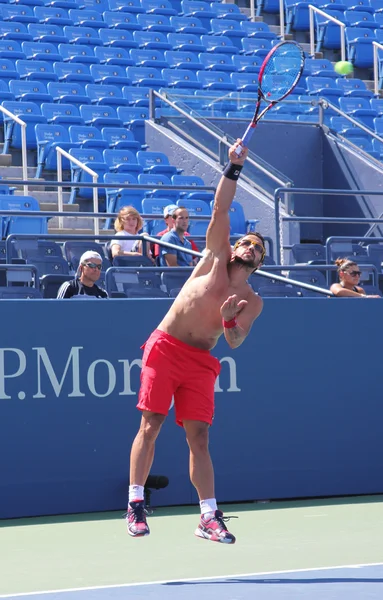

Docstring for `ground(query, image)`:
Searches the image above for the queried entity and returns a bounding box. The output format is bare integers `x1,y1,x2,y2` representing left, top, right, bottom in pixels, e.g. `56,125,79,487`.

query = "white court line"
1,562,382,598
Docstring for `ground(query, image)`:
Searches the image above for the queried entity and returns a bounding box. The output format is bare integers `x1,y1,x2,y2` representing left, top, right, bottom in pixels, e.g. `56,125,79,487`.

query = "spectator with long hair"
110,205,153,262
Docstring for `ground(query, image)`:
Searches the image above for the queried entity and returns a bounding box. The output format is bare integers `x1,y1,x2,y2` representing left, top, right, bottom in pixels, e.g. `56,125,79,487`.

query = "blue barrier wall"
1,298,383,519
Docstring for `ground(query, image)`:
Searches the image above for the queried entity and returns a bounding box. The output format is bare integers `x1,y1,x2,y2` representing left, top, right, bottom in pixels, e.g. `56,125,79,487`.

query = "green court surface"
0,496,382,596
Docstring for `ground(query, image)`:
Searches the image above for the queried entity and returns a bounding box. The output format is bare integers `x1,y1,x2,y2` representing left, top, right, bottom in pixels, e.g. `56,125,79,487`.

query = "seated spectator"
111,205,153,262
330,257,380,298
57,251,108,298
153,204,199,262
159,206,194,267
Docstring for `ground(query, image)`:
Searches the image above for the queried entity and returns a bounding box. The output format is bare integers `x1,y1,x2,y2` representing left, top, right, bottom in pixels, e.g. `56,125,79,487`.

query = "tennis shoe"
195,510,236,544
126,500,150,537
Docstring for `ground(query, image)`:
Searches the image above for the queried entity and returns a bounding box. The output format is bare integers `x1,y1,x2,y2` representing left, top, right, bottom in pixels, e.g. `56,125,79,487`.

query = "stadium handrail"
325,235,383,263
0,105,28,195
149,89,293,196
373,41,383,96
309,6,346,62
5,233,332,296
319,99,383,149
274,187,383,263
56,147,100,235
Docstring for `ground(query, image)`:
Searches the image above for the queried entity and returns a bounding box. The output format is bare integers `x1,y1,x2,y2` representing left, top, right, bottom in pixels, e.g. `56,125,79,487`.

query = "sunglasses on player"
84,262,102,270
234,238,265,258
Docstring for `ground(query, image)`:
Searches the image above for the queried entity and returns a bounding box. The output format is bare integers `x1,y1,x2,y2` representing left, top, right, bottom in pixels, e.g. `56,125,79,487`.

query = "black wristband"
223,162,243,181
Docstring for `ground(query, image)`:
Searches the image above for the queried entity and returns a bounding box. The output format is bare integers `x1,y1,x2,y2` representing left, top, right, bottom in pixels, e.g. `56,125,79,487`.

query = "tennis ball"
334,61,353,76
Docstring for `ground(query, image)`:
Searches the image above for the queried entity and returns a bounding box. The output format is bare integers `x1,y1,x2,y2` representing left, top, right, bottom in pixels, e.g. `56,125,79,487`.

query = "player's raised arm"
206,140,248,256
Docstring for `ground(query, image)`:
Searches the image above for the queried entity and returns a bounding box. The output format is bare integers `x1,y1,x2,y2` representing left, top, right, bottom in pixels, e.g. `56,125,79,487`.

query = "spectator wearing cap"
111,206,154,263
159,207,194,267
57,251,108,298
153,204,199,263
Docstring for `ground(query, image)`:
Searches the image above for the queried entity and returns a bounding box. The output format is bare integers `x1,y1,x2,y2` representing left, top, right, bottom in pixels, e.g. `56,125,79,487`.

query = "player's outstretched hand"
229,140,248,166
220,294,248,321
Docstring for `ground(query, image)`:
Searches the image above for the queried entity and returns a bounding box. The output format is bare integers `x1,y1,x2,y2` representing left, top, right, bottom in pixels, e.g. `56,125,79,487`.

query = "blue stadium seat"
142,196,176,233
0,80,15,101
10,0,44,5
169,15,207,35
286,269,327,297
231,72,259,92
0,22,32,43
137,151,181,176
139,173,179,200
257,283,300,297
35,123,78,177
344,10,376,27
54,62,94,83
41,102,84,126
164,49,201,70
99,29,138,49
0,4,38,24
90,64,132,86
103,10,141,31
305,58,338,78
345,26,376,67
197,70,236,91
371,98,383,115
0,58,19,82
306,76,344,98
339,97,377,128
16,60,57,82
79,0,109,12
103,149,143,174
40,274,81,297
58,43,99,64
64,240,109,272
0,287,43,299
122,85,154,106
127,65,167,87
69,125,108,150
284,0,313,33
315,9,347,52
214,3,248,21
291,243,326,263
171,174,214,202
117,106,149,143
137,14,175,33
241,21,277,38
108,0,146,13
167,32,205,53
371,0,383,10
68,148,108,203
63,26,102,46
131,48,169,68
232,54,262,72
162,67,201,88
103,172,143,213
210,19,245,52
327,241,367,260
45,0,79,8
27,23,67,46
0,195,47,236
330,116,363,136
367,244,383,269
201,34,239,54
142,0,177,15
161,270,190,296
68,9,107,29
336,76,374,97
94,46,134,66
343,0,375,12
19,252,70,277
180,1,217,31
47,81,90,105
0,40,25,60
134,30,172,50
102,127,141,152
241,37,272,56
374,117,383,135
86,83,130,105
21,41,60,61
346,136,380,159
198,52,235,72
2,101,46,154
80,104,123,128
9,80,53,104
34,6,73,26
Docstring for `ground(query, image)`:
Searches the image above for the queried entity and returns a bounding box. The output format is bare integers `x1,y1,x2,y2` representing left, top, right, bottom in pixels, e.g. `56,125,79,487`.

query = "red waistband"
150,329,212,354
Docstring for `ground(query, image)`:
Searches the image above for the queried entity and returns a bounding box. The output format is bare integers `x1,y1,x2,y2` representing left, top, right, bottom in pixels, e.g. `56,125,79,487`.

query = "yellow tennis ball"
334,61,354,76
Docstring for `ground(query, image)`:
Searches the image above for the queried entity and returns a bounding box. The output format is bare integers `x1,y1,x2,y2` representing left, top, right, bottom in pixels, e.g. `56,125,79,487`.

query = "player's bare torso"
158,249,261,350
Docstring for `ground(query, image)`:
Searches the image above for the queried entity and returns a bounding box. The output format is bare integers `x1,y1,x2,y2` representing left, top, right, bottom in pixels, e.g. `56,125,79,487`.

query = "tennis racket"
235,41,305,155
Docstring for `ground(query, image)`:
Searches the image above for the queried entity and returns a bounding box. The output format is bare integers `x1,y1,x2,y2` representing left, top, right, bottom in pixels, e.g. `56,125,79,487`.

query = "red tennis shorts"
137,329,221,427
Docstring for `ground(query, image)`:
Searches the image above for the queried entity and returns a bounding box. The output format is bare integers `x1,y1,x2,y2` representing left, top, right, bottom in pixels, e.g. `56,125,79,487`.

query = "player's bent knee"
140,411,166,438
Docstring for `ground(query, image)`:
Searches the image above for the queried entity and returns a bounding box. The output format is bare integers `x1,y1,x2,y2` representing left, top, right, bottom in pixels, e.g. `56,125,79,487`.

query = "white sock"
129,485,144,503
200,498,217,520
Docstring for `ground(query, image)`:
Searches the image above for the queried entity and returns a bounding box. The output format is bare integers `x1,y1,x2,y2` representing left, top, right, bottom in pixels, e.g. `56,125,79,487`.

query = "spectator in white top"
110,206,153,262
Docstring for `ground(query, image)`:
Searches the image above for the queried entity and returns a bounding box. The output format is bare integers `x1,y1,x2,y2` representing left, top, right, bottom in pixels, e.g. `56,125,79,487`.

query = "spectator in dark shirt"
159,207,194,267
57,251,108,298
330,257,381,298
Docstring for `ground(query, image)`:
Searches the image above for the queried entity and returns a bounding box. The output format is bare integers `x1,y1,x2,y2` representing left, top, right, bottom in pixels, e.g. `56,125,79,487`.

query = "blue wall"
1,298,383,519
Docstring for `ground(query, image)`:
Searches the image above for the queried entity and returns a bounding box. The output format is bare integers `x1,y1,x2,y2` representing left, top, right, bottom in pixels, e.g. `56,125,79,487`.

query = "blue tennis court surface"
2,564,382,600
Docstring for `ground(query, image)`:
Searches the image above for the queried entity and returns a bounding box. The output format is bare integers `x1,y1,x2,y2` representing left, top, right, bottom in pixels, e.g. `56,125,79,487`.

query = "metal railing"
373,41,383,97
0,105,28,195
279,0,285,40
149,89,293,195
325,235,383,264
319,99,383,150
274,187,383,263
309,5,346,61
56,147,99,235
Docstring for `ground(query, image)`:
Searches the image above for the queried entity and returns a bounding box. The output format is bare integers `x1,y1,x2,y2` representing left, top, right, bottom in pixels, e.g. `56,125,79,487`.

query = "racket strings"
260,44,304,102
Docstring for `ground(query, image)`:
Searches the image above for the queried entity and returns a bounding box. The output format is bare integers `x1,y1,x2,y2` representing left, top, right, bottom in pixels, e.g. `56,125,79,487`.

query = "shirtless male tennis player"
126,140,265,544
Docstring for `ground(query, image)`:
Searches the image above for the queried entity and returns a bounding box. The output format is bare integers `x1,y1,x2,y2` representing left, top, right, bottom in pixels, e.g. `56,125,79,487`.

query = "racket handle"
235,123,256,156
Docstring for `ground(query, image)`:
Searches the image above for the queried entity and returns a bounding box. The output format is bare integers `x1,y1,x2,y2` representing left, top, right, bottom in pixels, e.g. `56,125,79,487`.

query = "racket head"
258,41,305,104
